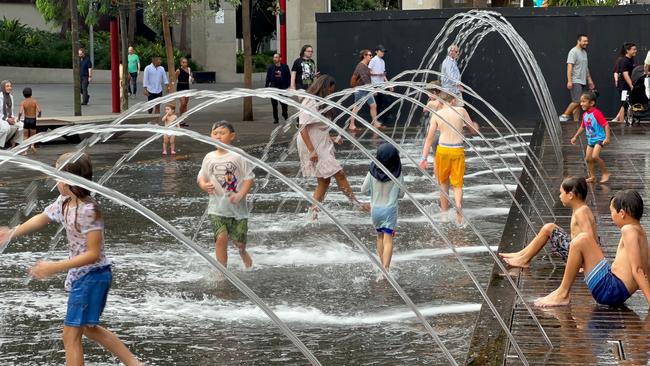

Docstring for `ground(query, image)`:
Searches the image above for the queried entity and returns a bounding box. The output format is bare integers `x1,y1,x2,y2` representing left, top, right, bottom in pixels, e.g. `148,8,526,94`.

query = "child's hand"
228,192,243,204
331,136,342,145
419,160,428,170
603,138,610,145
0,226,11,243
200,181,215,194
358,202,371,212
570,137,577,145
309,150,318,163
29,260,57,279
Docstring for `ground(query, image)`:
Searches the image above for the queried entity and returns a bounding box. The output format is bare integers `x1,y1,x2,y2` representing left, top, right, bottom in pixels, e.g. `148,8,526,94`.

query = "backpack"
350,71,360,88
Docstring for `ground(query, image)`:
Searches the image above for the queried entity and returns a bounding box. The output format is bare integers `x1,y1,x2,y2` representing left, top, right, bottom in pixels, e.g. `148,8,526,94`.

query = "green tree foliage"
332,0,400,11
548,0,618,5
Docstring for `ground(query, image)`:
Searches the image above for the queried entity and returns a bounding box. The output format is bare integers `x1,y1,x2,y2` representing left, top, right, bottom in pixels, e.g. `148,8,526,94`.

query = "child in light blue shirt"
361,143,404,270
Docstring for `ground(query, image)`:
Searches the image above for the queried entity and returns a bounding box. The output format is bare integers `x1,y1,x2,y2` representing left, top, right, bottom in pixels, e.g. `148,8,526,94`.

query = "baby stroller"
625,65,650,126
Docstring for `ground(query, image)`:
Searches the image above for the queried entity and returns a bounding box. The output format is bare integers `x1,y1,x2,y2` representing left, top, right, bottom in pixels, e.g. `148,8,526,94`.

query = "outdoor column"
286,0,327,64
190,0,237,82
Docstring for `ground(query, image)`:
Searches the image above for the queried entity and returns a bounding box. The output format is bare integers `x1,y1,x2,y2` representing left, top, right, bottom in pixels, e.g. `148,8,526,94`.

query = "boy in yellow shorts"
419,93,478,224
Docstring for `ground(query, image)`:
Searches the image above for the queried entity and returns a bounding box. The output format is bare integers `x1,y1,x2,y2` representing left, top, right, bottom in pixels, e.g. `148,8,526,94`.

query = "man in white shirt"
440,45,462,100
369,45,393,117
142,56,170,114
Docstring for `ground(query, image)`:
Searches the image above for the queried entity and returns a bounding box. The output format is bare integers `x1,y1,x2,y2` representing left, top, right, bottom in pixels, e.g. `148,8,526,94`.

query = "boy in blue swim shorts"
535,190,650,308
570,91,611,183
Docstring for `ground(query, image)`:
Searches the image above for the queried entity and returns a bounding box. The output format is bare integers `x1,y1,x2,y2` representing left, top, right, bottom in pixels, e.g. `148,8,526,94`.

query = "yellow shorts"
435,145,465,188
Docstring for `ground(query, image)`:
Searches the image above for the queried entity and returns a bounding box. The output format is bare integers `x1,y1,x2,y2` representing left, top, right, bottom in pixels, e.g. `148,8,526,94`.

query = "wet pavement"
0,117,532,365
469,121,650,365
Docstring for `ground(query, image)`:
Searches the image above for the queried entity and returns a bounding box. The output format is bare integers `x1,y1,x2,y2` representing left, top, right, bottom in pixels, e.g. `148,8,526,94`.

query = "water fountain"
0,9,561,365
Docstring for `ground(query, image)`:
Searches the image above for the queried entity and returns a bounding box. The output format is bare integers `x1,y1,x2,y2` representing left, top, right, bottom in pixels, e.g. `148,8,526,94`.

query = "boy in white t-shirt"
197,121,255,268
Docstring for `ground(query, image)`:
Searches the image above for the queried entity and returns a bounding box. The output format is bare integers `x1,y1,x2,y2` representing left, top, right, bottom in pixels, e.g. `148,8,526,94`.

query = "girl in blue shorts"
361,143,404,271
0,153,142,365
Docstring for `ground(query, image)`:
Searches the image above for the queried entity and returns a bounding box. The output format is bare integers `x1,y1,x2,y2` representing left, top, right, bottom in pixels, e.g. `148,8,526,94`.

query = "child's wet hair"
211,121,235,133
165,103,176,111
22,87,32,98
561,176,588,201
580,91,597,103
55,152,102,229
611,189,644,220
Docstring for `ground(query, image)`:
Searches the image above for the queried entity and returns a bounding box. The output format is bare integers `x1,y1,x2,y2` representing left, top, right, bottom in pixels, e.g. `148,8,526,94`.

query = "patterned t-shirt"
44,195,111,291
198,151,255,219
581,107,608,145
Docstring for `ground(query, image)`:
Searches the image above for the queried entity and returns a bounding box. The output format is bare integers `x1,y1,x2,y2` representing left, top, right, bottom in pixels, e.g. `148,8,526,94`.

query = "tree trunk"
120,7,129,111
70,0,81,116
179,8,188,54
128,0,137,45
242,0,253,121
161,0,176,96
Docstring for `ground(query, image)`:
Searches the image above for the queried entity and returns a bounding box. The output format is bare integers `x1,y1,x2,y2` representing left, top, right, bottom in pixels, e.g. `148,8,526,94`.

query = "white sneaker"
559,114,571,122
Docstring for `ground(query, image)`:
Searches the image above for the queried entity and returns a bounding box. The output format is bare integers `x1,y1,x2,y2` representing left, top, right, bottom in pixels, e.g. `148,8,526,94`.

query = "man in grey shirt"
559,34,595,122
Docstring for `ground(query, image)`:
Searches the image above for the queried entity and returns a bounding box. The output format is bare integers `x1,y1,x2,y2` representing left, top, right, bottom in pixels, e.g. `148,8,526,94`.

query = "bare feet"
585,176,595,183
498,250,524,259
162,150,167,155
534,288,570,307
502,255,531,268
373,122,386,130
309,206,319,221
240,251,253,268
600,172,610,183
171,150,176,155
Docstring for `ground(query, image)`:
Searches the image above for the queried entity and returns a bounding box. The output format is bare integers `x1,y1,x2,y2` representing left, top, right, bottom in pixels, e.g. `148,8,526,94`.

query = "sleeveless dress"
296,98,342,178
177,68,190,91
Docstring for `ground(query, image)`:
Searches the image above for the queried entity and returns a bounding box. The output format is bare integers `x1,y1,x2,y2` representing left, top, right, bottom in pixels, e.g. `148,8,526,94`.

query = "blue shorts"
376,227,396,236
65,266,112,327
372,206,397,235
354,90,376,106
585,259,631,307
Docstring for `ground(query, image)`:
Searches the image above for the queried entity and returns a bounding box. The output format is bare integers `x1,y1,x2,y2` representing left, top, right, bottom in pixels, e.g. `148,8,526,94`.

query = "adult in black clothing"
265,53,290,124
175,58,192,126
613,42,637,122
290,45,318,90
78,48,93,105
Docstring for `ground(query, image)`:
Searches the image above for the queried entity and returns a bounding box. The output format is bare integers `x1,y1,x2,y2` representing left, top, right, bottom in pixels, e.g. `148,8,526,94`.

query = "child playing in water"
18,87,41,153
535,189,650,307
161,103,177,155
570,91,611,183
361,143,404,271
499,176,598,267
418,92,478,224
0,153,142,366
197,121,254,268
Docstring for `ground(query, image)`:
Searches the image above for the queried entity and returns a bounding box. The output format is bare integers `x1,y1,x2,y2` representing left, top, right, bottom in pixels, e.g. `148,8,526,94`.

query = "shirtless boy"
418,92,479,224
535,189,650,307
500,177,597,267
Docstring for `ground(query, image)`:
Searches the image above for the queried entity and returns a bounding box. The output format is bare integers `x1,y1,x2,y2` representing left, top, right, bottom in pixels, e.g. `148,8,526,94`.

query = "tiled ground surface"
504,122,650,365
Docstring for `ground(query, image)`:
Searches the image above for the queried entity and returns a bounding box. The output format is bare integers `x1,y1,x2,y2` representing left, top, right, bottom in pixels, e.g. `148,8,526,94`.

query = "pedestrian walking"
78,48,93,105
265,53,290,124
290,45,318,90
369,45,393,118
127,46,141,97
143,56,170,114
559,35,595,122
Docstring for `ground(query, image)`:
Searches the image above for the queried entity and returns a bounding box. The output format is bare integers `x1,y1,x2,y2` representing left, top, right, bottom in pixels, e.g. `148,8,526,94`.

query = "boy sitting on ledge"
535,190,650,307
